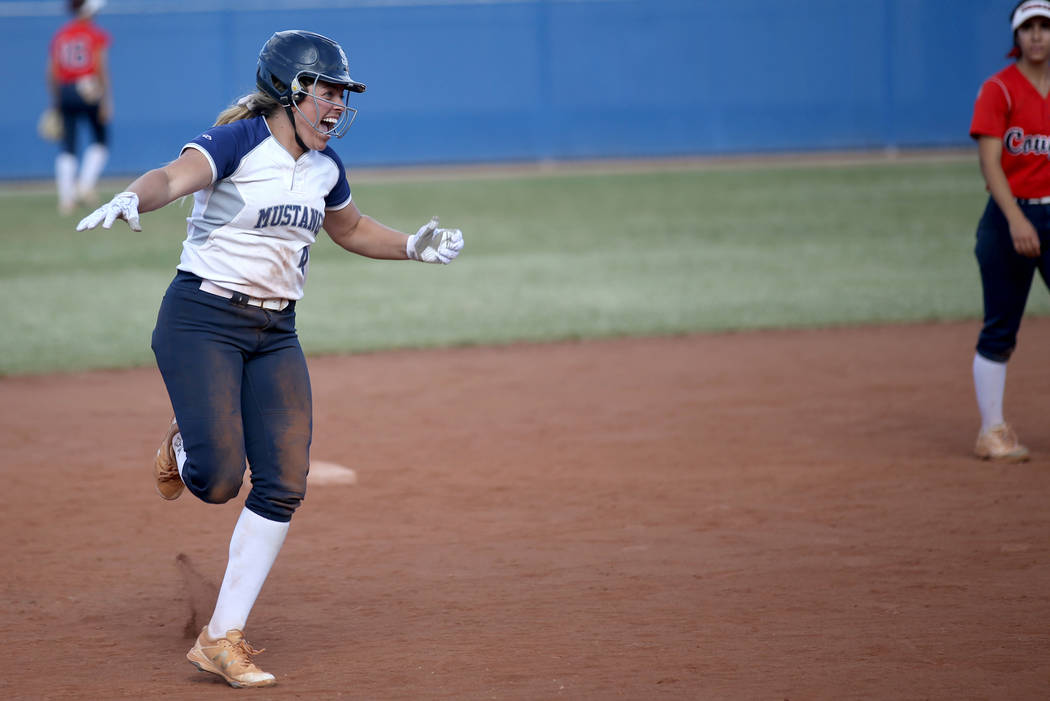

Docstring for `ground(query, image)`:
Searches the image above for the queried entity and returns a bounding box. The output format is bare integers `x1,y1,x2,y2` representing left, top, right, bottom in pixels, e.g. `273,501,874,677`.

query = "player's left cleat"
974,423,1029,463
186,627,277,688
154,418,184,500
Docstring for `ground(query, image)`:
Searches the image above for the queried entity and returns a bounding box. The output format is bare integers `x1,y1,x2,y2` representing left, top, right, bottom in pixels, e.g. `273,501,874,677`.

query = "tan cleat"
974,423,1029,463
154,418,184,500
186,627,276,688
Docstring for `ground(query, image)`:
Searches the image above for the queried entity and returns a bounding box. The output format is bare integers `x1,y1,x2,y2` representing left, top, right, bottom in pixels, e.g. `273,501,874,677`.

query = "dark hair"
1011,0,1030,60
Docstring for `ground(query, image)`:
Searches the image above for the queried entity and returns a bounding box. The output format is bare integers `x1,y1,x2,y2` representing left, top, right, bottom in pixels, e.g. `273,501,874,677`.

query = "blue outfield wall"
0,0,1021,179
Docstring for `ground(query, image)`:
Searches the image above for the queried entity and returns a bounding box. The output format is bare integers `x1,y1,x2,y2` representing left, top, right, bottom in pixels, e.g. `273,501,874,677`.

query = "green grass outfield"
1,152,1044,376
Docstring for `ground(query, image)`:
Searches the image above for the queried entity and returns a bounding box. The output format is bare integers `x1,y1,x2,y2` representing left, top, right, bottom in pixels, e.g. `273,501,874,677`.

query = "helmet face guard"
290,73,357,138
257,30,366,138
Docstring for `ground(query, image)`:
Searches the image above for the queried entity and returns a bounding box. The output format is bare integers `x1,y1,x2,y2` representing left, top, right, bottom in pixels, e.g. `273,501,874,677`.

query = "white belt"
1019,196,1050,204
199,280,290,311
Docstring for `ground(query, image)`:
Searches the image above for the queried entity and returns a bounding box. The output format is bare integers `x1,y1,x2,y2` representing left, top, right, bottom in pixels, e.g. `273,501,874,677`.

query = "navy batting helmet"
256,30,366,106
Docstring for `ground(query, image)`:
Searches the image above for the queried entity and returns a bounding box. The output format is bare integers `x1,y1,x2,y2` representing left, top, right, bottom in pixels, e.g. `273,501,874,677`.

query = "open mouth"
320,115,339,134
293,100,357,139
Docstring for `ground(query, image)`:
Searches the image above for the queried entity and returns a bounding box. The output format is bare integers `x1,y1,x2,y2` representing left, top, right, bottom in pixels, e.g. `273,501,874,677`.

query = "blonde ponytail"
214,92,280,126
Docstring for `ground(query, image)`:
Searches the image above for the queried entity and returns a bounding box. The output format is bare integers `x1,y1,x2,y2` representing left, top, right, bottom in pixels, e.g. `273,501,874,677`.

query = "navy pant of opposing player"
151,271,311,522
975,197,1050,362
58,82,107,156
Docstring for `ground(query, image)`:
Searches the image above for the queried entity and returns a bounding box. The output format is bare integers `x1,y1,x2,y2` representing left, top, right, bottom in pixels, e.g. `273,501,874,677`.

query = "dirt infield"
1,320,1048,700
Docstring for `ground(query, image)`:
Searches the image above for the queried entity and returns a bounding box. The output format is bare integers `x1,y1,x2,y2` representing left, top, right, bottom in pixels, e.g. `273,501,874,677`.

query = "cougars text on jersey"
1004,127,1050,157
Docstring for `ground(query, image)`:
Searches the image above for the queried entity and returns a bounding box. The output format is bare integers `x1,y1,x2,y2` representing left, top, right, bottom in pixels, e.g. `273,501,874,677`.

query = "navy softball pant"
151,271,311,522
975,196,1050,362
58,82,107,155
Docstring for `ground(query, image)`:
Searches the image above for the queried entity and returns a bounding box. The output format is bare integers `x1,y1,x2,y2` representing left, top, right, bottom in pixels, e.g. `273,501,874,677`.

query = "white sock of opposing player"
207,507,290,640
55,153,77,211
972,353,1007,432
76,144,108,200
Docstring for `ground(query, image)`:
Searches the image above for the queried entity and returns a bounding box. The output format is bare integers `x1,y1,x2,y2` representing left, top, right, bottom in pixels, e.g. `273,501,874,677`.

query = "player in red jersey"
47,0,111,215
968,0,1050,462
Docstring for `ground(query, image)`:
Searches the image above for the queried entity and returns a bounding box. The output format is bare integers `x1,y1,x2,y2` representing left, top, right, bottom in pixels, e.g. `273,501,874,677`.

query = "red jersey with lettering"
49,18,110,85
970,63,1050,199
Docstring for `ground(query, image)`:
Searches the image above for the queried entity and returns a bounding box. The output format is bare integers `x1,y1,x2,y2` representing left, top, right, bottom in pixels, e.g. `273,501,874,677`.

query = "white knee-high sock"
173,431,187,478
207,507,290,639
77,144,108,198
973,353,1007,432
55,153,77,211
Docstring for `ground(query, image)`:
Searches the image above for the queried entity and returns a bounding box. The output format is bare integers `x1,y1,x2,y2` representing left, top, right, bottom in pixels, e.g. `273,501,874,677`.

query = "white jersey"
177,115,352,300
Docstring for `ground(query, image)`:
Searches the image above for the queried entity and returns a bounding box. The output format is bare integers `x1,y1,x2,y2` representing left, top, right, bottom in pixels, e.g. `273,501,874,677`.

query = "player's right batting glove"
76,191,142,232
407,216,464,264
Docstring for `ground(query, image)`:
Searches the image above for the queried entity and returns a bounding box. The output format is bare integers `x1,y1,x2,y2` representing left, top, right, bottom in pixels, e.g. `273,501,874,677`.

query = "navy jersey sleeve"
183,117,267,183
322,146,352,209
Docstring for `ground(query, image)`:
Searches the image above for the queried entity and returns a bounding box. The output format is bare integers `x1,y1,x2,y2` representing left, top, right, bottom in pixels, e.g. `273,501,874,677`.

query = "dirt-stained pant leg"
151,271,311,522
240,321,312,522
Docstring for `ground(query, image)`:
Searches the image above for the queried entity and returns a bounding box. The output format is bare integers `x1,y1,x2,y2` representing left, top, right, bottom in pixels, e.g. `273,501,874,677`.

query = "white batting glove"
406,216,464,264
76,191,142,232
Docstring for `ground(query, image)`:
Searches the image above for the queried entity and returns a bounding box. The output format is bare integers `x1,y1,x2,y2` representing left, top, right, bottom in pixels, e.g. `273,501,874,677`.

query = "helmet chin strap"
283,103,309,153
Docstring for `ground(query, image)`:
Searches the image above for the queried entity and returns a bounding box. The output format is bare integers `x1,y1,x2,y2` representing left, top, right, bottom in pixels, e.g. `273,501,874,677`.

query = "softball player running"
969,0,1050,462
76,30,463,687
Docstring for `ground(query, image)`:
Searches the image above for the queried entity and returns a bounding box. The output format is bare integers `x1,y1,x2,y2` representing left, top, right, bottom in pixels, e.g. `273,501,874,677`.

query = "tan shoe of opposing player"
76,187,98,208
974,423,1029,463
186,627,276,688
154,418,184,500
